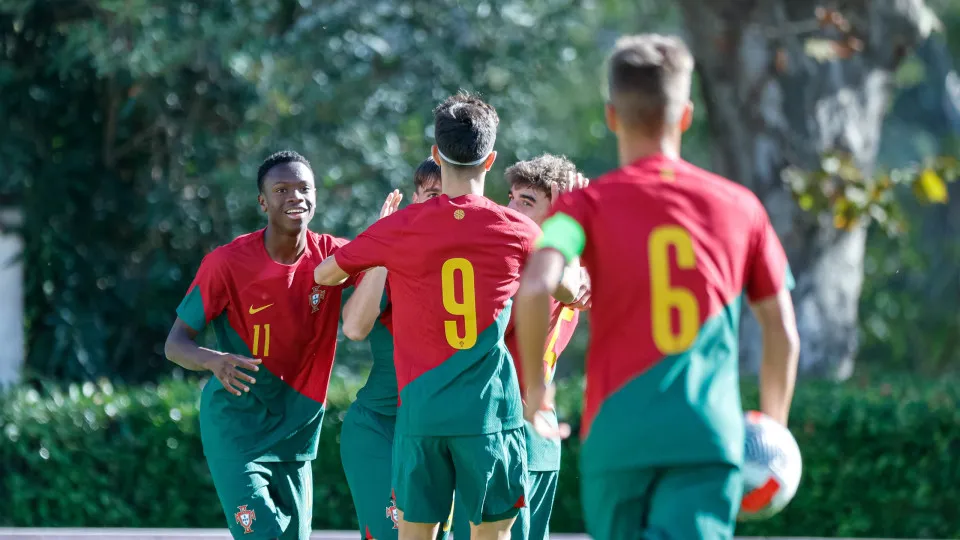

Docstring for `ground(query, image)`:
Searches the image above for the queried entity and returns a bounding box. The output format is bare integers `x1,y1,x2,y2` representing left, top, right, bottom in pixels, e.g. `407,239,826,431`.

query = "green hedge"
2,374,958,537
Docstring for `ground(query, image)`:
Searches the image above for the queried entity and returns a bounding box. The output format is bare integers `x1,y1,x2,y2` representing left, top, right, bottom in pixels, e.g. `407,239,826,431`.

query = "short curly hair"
257,150,312,193
504,154,577,199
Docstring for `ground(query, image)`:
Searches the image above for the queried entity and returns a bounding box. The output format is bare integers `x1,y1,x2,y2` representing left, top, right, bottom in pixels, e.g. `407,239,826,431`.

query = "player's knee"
472,517,516,540
397,511,440,540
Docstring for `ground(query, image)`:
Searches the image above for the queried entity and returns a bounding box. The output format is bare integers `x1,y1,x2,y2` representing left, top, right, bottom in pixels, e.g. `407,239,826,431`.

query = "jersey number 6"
441,258,478,350
649,225,700,355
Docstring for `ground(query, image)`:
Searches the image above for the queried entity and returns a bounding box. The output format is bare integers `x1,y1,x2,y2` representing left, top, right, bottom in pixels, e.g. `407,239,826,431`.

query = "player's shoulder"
209,229,263,261
306,229,351,251
498,204,541,233
678,160,765,212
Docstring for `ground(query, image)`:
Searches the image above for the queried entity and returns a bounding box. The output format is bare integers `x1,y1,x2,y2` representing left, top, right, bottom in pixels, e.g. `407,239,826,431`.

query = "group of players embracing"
165,32,799,540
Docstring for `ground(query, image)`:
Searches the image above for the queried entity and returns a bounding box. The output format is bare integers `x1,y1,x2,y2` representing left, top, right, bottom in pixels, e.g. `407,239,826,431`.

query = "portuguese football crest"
386,500,399,529
310,285,325,314
234,505,256,534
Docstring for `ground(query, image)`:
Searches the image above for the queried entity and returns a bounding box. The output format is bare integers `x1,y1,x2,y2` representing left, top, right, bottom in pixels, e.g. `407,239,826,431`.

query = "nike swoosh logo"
248,304,274,315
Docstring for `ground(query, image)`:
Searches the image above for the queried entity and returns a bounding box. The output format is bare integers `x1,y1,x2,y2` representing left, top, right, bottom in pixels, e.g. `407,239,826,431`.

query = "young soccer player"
514,35,801,540
314,92,580,540
338,157,444,540
450,154,586,540
164,151,370,540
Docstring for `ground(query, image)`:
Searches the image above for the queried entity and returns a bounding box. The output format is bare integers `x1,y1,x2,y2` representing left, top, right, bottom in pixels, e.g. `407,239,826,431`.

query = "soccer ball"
738,410,802,521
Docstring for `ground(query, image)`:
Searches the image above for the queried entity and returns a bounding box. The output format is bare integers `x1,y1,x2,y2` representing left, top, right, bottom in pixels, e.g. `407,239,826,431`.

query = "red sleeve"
745,204,793,302
334,215,403,275
176,249,229,332
331,235,363,287
547,190,590,230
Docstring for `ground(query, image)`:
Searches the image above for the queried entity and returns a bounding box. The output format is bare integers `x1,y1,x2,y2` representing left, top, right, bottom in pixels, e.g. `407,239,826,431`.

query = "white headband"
437,147,491,167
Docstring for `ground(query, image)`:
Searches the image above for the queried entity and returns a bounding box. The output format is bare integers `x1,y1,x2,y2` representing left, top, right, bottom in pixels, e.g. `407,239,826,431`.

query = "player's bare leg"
397,509,441,540
471,517,516,540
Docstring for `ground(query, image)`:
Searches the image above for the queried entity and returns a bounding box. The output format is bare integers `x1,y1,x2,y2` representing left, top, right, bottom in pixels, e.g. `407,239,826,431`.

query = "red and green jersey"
176,229,356,462
334,194,541,437
352,281,399,417
505,300,580,472
506,300,580,393
539,154,794,473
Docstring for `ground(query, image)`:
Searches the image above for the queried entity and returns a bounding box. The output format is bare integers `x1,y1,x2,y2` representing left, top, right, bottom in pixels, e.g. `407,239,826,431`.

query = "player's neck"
263,226,308,265
617,129,681,167
441,174,485,198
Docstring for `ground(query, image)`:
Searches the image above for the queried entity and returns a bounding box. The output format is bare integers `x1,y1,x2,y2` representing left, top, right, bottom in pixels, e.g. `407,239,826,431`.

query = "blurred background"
0,0,958,537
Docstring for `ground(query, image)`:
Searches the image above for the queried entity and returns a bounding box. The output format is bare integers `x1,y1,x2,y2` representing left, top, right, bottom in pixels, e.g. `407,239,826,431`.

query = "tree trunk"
675,0,935,379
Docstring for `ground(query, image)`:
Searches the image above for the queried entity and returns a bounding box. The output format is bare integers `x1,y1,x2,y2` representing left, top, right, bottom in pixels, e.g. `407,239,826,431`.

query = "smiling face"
507,184,552,225
257,161,316,234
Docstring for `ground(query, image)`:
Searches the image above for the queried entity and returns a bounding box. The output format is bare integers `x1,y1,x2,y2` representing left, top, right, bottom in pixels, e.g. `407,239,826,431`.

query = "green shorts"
206,457,313,540
452,469,558,540
341,402,399,540
392,428,527,526
580,464,742,540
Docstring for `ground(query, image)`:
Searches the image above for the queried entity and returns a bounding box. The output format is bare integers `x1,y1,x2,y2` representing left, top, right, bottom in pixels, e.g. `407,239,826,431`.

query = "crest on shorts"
310,285,325,314
386,500,399,529
234,505,256,534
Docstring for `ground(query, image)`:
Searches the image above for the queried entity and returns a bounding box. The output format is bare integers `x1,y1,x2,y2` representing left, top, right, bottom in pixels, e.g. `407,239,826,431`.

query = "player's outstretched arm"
314,255,350,286
317,189,403,287
515,248,568,436
749,288,800,426
164,318,261,396
549,172,591,305
341,267,388,341
553,257,584,305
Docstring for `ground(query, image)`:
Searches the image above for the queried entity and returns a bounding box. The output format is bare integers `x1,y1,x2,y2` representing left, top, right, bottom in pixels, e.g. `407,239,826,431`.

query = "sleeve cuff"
536,212,586,263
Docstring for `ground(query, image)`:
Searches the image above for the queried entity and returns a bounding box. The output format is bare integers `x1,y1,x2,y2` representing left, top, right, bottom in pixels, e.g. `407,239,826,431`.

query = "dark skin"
164,161,318,396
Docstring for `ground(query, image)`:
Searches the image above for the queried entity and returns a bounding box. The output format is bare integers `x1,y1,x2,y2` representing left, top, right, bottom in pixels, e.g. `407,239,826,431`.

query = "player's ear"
431,145,441,166
257,193,267,213
483,151,497,171
680,101,694,133
604,102,618,134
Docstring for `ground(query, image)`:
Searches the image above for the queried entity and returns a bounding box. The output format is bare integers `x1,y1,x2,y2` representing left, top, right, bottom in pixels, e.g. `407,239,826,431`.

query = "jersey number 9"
441,258,478,349
649,225,700,355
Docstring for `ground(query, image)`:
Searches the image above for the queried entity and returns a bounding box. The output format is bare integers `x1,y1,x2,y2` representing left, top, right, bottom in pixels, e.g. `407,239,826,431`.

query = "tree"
675,0,940,378
0,0,614,382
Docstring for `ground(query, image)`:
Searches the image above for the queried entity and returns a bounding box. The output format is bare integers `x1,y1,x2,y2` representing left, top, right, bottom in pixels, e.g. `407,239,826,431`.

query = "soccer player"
164,150,373,540
338,156,444,540
514,35,801,540
450,155,586,540
314,92,581,540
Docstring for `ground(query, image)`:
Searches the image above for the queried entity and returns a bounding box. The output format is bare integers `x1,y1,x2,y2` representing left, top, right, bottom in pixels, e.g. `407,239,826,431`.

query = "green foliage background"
1,377,958,537
1,0,956,383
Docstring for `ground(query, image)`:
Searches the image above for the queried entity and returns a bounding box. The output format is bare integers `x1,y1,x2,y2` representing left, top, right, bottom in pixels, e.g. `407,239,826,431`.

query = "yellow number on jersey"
441,258,478,349
252,323,271,357
543,307,576,382
648,225,700,354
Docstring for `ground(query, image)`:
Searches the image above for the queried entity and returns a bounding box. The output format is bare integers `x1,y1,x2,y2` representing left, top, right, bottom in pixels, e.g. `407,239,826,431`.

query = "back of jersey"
334,193,541,437
547,154,792,473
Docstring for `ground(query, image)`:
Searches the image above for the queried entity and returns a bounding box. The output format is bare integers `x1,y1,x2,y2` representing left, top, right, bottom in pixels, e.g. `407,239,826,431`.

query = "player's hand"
570,268,592,310
204,352,261,396
380,189,402,219
551,171,590,203
524,383,571,440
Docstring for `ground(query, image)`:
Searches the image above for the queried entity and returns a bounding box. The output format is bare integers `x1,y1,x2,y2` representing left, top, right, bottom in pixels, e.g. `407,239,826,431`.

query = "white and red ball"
738,410,803,521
